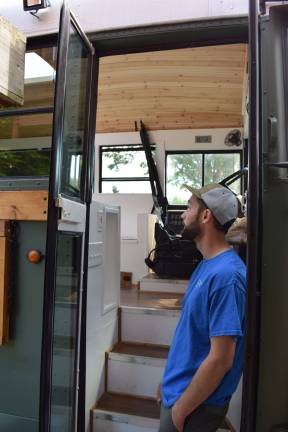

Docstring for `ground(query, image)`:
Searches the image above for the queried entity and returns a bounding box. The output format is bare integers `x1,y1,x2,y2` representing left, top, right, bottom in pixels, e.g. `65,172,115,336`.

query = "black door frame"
39,2,95,431
240,2,262,432
24,14,252,432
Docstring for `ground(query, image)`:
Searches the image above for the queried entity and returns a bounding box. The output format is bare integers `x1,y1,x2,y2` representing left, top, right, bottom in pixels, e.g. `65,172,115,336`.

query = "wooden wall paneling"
0,191,48,221
0,220,11,345
96,43,248,133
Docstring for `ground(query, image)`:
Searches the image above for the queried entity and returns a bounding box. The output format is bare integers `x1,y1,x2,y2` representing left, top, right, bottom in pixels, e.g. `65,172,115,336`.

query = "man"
157,183,246,432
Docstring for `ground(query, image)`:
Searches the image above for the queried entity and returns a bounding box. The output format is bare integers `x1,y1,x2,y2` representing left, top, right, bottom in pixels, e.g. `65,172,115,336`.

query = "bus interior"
0,5,287,432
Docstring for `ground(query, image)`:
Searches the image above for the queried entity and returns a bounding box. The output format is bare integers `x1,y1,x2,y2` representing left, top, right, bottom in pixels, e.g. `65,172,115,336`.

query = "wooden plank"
0,221,10,345
0,16,26,107
0,191,48,221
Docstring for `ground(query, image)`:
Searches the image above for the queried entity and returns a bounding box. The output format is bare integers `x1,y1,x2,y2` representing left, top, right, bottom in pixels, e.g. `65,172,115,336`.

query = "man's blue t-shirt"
162,249,246,408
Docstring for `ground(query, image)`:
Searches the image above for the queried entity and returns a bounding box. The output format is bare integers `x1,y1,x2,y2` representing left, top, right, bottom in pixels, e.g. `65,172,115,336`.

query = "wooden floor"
111,341,169,359
96,392,160,419
120,287,183,310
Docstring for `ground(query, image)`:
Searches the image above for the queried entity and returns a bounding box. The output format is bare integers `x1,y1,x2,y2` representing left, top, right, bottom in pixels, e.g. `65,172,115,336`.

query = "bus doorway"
0,2,96,431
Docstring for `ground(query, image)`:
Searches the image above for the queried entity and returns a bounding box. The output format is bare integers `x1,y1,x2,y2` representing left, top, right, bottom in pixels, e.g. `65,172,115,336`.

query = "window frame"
99,144,155,193
165,149,243,207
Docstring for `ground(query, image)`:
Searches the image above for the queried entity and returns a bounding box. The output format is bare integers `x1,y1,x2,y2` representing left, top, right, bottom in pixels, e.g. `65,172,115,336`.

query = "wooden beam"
0,191,48,221
0,221,11,345
0,16,26,107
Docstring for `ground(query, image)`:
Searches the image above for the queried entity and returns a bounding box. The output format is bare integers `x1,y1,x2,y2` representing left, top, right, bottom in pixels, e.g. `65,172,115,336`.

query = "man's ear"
202,208,212,224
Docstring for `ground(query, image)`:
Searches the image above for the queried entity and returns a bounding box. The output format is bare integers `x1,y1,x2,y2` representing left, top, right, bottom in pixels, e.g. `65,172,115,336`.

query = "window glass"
166,153,202,205
0,113,53,139
166,152,241,205
204,153,241,194
100,145,153,193
102,147,149,178
0,148,50,177
59,24,89,200
50,232,82,431
0,112,52,178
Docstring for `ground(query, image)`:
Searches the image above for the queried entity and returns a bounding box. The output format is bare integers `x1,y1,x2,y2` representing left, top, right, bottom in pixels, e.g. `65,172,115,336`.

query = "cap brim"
184,184,202,198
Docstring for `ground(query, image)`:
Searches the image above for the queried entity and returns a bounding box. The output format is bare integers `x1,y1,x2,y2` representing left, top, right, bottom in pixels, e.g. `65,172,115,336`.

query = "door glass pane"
166,153,202,205
0,113,53,140
50,232,82,431
60,24,89,200
204,153,241,194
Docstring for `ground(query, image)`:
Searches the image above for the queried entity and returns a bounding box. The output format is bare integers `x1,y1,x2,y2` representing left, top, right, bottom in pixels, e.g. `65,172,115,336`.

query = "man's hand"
171,401,187,432
156,382,162,405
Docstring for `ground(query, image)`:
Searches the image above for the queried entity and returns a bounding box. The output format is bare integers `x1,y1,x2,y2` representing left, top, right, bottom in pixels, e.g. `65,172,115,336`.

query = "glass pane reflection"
50,232,82,432
60,24,89,200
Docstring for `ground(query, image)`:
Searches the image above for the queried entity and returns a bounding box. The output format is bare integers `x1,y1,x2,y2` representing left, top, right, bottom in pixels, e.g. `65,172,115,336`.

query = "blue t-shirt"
162,249,246,408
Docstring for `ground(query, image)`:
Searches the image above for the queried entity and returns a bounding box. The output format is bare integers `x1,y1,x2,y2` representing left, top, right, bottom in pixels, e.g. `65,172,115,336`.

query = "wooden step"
93,392,160,432
120,287,183,310
108,342,168,398
140,274,188,294
111,341,169,359
96,392,160,419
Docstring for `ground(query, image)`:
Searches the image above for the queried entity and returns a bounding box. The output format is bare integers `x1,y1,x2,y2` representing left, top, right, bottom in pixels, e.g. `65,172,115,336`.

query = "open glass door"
39,2,94,431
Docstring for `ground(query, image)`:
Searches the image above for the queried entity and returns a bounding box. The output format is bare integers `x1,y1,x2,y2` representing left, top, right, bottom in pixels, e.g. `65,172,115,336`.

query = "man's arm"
172,336,236,432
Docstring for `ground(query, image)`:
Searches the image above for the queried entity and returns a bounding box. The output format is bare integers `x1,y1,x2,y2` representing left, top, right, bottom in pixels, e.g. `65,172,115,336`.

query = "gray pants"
159,402,229,432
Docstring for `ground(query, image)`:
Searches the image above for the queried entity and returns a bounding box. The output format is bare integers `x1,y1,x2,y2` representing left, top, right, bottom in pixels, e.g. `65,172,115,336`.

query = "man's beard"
181,218,201,241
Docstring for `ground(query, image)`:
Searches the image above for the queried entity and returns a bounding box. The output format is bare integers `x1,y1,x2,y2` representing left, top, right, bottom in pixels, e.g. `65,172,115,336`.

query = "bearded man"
157,183,247,432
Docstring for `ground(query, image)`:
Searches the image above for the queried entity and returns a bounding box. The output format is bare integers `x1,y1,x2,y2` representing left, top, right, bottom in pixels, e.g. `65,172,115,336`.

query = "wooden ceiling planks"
96,44,247,133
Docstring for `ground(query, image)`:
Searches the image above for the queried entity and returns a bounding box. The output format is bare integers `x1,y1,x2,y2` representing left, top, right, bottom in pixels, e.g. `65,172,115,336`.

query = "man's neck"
195,233,231,260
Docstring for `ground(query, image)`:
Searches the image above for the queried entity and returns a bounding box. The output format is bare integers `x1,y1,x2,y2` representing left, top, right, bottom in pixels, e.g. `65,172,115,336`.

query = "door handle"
268,115,278,148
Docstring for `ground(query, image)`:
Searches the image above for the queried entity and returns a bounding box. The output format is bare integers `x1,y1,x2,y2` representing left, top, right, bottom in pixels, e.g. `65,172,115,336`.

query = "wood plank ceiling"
96,43,248,133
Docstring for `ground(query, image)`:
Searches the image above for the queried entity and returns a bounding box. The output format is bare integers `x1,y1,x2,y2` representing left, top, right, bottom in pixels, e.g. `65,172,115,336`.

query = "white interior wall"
0,0,248,37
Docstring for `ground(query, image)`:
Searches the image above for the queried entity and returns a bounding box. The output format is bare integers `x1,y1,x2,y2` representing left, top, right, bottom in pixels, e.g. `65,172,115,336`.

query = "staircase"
91,283,237,432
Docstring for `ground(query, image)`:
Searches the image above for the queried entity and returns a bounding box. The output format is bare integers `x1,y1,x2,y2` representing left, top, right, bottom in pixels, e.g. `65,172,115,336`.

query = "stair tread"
141,274,188,284
121,288,183,310
95,392,160,419
111,341,169,359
